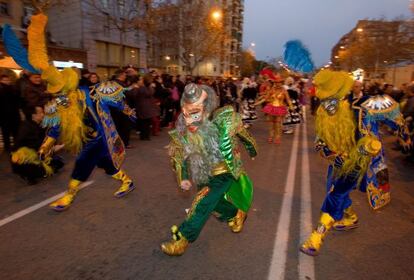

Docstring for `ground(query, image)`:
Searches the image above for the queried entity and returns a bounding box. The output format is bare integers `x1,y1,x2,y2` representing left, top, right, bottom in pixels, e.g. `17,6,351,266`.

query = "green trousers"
179,173,238,242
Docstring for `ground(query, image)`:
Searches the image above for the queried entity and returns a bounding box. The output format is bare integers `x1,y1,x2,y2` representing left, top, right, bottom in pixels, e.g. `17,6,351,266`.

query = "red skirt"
262,104,288,116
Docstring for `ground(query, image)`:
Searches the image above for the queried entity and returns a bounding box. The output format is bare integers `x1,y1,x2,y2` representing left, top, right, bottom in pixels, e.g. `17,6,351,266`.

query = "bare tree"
86,0,142,67
141,0,227,75
239,49,255,77
337,20,414,76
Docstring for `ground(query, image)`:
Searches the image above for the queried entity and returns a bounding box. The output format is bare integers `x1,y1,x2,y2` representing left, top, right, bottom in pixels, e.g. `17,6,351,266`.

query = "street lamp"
189,53,194,57
165,56,171,60
340,46,345,49
250,42,256,47
211,9,223,22
357,28,364,32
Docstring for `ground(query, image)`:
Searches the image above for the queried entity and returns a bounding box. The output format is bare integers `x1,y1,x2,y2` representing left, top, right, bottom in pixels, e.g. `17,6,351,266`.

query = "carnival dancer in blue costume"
25,12,136,211
300,70,410,256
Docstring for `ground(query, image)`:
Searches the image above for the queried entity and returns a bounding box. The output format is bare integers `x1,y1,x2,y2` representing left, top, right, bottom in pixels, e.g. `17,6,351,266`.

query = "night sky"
243,0,412,66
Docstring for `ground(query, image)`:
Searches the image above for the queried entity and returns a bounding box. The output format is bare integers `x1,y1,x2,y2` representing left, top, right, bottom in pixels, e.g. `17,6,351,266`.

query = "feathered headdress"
1,24,39,73
259,68,277,81
283,40,315,73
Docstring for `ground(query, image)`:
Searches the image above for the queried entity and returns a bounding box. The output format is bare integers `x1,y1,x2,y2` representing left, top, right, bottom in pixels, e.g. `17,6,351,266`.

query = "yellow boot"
49,179,81,212
300,212,334,256
333,206,359,231
228,210,247,233
112,170,135,198
161,225,189,256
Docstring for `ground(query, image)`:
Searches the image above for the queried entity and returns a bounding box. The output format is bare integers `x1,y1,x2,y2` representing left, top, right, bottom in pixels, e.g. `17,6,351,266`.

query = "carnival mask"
182,90,208,132
320,98,339,115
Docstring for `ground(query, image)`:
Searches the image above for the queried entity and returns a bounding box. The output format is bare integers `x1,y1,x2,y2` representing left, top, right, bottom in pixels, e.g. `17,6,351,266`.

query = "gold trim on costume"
212,162,230,176
186,187,210,220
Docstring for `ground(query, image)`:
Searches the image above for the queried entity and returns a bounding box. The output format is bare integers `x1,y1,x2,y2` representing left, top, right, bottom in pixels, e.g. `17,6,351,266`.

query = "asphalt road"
0,110,413,280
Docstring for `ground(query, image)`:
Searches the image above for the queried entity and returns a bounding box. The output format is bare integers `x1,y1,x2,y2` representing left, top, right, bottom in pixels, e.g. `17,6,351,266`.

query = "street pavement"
0,110,413,280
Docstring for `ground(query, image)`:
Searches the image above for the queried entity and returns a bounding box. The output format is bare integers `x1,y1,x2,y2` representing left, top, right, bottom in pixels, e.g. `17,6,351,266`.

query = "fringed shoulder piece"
93,81,125,103
213,105,239,135
360,94,400,121
42,98,63,128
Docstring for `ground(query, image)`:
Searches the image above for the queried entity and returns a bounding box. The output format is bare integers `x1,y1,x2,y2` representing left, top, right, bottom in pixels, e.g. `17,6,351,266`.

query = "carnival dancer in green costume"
161,83,258,256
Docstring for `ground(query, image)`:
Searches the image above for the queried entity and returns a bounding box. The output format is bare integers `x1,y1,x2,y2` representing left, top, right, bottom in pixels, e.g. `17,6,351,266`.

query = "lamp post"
211,9,223,22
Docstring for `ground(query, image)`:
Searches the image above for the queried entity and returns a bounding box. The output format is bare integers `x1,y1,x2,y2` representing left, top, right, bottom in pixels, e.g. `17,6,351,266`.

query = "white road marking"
298,110,316,280
267,126,300,280
0,181,94,228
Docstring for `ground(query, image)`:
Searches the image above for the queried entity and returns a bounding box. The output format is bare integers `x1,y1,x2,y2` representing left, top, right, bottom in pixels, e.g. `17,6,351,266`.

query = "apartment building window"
96,42,108,65
125,47,139,66
0,1,10,16
108,44,121,65
101,0,109,9
134,31,140,44
118,0,125,18
103,15,110,37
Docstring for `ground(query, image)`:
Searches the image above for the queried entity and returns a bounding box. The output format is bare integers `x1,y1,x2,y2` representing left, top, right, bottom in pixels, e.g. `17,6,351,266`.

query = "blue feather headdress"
1,24,39,73
283,40,315,73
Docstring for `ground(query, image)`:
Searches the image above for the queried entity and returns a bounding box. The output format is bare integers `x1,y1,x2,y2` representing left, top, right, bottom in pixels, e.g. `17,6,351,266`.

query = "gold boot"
161,225,189,256
112,170,135,198
228,210,247,233
300,212,334,256
333,206,359,231
49,179,81,212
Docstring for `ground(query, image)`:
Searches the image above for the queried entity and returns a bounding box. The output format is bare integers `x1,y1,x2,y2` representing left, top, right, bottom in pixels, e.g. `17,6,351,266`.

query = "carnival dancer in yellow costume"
26,12,136,211
300,70,410,256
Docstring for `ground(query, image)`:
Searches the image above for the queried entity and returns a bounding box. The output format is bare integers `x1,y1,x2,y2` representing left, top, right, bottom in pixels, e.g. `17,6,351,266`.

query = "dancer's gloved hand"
180,180,192,191
400,138,412,153
123,105,137,123
334,155,344,168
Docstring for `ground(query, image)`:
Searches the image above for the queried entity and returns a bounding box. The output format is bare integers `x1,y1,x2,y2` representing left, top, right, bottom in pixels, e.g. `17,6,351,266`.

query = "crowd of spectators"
1,66,413,184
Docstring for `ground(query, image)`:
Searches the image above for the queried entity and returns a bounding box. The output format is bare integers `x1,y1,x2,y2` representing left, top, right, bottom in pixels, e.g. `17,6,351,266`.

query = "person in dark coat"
131,75,160,140
21,73,49,116
78,69,91,87
0,74,21,151
11,106,64,184
110,69,133,148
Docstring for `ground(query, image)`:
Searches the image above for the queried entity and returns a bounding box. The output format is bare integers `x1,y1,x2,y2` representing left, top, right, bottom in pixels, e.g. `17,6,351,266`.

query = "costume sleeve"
361,95,410,142
315,137,336,160
103,95,137,122
168,130,188,185
382,114,410,142
237,124,258,158
46,125,60,139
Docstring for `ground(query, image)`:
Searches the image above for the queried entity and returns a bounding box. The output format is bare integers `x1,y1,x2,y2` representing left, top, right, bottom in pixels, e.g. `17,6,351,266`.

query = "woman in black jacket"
130,75,160,140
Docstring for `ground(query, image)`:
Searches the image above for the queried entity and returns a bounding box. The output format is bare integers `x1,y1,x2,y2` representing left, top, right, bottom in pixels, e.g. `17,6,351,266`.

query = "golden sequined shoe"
300,212,334,256
49,179,81,212
228,210,247,233
112,170,135,198
161,225,189,256
333,206,359,231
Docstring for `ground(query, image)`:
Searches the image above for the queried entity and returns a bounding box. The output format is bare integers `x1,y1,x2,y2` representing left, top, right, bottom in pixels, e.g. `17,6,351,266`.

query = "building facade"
148,0,244,77
48,0,147,79
0,0,87,77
